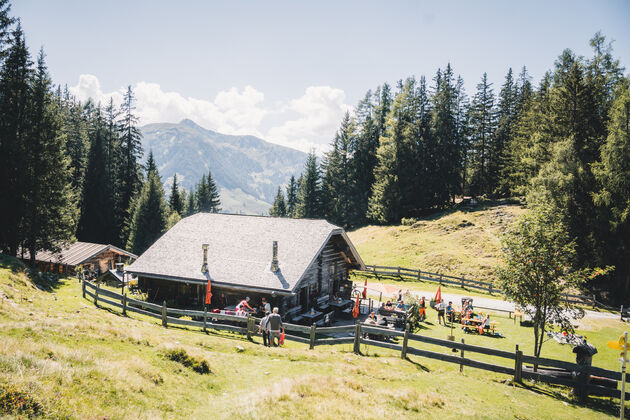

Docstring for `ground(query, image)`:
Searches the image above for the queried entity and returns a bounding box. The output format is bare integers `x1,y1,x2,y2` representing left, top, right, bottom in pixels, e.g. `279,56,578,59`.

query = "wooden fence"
82,280,627,401
359,265,604,309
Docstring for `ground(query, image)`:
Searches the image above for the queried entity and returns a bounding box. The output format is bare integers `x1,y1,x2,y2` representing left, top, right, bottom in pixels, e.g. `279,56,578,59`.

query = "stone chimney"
271,241,279,272
201,243,209,273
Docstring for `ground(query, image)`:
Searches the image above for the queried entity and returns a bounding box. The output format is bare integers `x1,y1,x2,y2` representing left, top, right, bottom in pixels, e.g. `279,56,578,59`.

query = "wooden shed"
126,213,365,318
28,242,137,276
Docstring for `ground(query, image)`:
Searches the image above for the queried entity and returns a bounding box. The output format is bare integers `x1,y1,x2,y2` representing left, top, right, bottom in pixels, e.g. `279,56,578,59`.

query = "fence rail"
359,264,604,309
82,280,627,401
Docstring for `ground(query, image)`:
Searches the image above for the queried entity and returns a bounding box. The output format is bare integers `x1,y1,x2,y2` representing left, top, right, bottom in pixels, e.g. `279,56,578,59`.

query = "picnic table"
302,310,323,324
461,317,498,335
329,299,352,311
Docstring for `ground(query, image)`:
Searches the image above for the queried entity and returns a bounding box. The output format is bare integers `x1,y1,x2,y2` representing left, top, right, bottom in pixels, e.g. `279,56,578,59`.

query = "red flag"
204,279,212,305
434,286,441,303
352,293,360,318
362,277,367,299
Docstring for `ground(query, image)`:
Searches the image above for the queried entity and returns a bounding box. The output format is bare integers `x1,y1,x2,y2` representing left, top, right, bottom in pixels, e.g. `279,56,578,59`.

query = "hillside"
141,119,307,214
0,254,623,419
348,202,527,282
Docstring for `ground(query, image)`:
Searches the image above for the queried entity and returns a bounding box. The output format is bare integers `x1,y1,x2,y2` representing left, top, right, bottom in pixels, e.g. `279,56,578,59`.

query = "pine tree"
77,105,117,244
22,49,77,265
296,152,321,218
206,170,221,213
0,0,15,62
118,85,143,245
285,175,298,217
184,188,196,216
322,112,355,226
145,149,157,177
269,187,287,217
169,173,183,215
467,72,497,196
0,22,31,256
126,169,168,255
592,78,630,296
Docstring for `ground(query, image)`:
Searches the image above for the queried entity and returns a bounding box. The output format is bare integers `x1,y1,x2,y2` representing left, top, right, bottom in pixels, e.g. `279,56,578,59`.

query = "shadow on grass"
0,253,65,294
511,380,621,417
405,356,431,372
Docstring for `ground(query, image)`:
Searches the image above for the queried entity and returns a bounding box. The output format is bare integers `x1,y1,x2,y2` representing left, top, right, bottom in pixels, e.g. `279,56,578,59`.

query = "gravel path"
367,281,619,321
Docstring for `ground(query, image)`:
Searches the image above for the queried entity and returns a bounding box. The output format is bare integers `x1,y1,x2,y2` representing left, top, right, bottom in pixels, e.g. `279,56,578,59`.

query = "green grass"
0,254,628,419
348,202,527,283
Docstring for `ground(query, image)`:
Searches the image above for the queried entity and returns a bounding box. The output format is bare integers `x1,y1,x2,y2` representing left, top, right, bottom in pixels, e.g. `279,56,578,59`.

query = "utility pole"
621,332,628,420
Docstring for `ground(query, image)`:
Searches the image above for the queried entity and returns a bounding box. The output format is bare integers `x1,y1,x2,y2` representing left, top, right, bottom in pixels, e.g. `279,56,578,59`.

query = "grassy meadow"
0,254,628,419
348,201,527,282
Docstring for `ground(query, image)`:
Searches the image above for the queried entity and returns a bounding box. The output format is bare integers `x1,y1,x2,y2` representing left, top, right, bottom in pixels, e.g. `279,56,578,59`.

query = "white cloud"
69,74,350,153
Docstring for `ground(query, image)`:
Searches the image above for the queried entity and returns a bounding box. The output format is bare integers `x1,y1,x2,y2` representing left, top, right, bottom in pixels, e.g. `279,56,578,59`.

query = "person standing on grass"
397,289,403,302
258,310,270,347
419,296,426,321
268,307,285,347
437,299,446,325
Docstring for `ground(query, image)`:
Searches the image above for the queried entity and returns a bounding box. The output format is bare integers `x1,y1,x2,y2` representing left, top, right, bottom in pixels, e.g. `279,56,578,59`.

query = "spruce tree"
22,49,77,265
285,175,298,217
297,152,321,218
185,188,196,216
0,0,15,62
492,68,518,196
206,170,221,213
126,169,168,255
269,187,287,217
322,112,355,226
118,85,143,245
169,173,183,215
145,149,157,176
467,72,497,196
0,22,31,255
77,105,117,244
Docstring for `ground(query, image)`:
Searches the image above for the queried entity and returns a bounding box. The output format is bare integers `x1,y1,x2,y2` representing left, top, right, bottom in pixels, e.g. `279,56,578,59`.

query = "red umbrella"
352,293,360,318
204,278,212,305
434,286,442,303
362,277,367,299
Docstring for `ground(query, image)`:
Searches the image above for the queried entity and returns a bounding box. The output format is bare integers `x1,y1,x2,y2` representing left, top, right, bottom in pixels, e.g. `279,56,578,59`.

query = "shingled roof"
126,213,365,293
32,242,137,266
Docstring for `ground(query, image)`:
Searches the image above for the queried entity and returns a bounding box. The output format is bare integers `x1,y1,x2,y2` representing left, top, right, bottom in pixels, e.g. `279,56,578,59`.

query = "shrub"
162,348,211,374
0,382,45,417
401,217,418,226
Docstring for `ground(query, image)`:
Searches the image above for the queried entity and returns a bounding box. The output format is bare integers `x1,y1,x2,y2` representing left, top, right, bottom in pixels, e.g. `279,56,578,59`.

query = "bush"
0,382,45,417
162,348,211,374
401,217,418,226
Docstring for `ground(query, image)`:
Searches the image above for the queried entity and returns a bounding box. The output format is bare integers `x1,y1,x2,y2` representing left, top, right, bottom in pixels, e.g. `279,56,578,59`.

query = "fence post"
439,274,443,285
379,291,382,302
401,323,409,359
622,305,624,321
417,270,421,281
514,344,523,383
353,323,362,354
397,266,401,276
94,283,100,307
122,293,127,316
203,306,207,333
460,338,465,373
461,276,464,289
82,281,86,299
161,301,167,327
246,315,252,340
592,294,596,309
309,324,316,350
489,283,493,295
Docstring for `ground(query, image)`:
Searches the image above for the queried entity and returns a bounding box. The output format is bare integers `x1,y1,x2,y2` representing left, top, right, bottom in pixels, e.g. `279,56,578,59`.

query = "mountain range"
140,119,307,214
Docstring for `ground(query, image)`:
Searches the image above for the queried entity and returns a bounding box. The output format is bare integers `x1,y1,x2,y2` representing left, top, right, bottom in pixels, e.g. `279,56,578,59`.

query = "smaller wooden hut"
27,242,137,276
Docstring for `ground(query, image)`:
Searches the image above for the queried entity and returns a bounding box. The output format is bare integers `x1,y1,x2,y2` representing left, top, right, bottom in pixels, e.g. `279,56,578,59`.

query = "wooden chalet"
28,242,137,276
126,213,365,319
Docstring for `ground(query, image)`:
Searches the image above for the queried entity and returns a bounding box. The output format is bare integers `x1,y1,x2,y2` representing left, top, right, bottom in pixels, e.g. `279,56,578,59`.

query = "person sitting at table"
385,300,393,310
478,314,491,334
395,301,405,311
367,311,377,324
236,296,254,315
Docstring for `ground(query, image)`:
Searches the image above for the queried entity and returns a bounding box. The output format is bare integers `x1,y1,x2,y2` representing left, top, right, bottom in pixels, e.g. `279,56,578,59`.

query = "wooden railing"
359,264,604,309
82,280,627,401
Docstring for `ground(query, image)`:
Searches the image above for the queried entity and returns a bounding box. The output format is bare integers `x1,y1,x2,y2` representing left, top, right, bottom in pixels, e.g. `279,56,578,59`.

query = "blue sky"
14,0,630,151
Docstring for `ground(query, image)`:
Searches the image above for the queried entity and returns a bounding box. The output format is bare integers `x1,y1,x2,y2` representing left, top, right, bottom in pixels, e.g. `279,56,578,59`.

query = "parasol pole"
621,331,627,420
